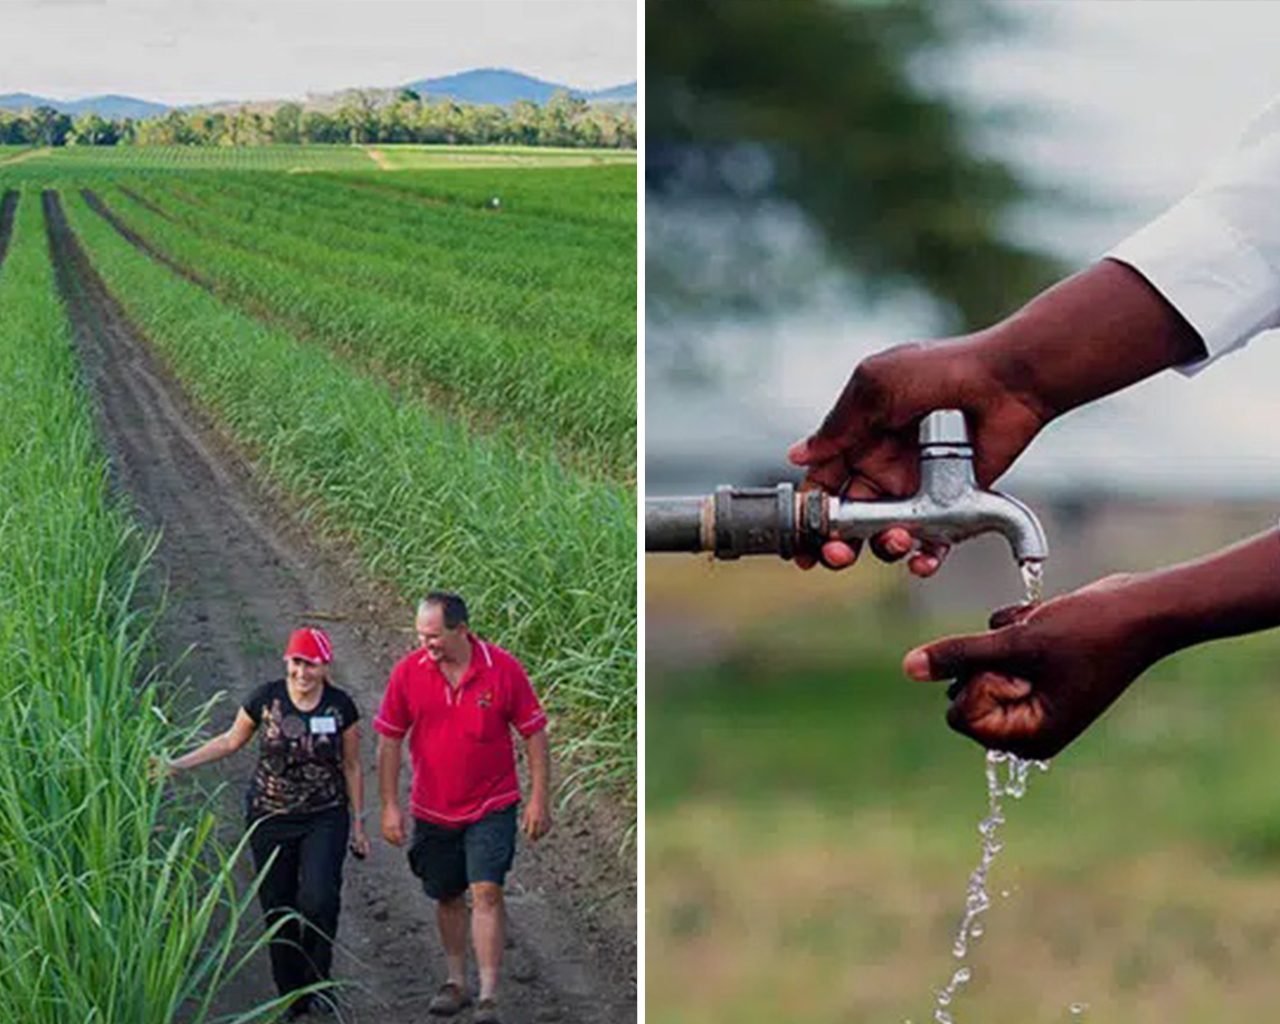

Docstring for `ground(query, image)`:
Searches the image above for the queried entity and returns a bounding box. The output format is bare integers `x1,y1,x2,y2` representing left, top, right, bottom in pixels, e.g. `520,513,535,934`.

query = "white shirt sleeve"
1106,94,1280,376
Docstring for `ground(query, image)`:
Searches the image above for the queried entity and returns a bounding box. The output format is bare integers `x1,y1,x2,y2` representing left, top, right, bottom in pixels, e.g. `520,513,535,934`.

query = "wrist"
1124,530,1280,657
986,261,1205,423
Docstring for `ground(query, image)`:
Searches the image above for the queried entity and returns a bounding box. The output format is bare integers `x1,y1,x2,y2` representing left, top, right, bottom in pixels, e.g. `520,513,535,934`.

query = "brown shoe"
473,998,501,1024
428,981,472,1016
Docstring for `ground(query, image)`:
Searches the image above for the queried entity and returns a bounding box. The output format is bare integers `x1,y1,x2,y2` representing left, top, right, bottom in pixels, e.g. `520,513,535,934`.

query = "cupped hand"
903,573,1169,759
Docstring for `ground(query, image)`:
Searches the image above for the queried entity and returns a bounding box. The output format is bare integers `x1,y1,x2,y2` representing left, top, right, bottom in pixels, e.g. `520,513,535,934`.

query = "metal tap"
645,409,1048,569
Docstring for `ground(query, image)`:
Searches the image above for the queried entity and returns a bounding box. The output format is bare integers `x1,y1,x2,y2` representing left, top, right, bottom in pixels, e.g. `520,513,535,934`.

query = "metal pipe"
644,409,1048,568
644,496,709,553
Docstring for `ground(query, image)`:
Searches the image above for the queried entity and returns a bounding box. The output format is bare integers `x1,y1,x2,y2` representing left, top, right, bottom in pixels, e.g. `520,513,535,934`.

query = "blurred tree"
0,113,29,144
30,105,73,147
301,110,344,144
136,108,197,146
648,0,1064,331
202,111,230,146
338,89,382,143
70,113,120,146
272,102,303,144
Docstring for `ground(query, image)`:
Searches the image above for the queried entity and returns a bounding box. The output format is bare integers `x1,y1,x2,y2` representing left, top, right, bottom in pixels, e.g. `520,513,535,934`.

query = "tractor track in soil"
41,190,635,1024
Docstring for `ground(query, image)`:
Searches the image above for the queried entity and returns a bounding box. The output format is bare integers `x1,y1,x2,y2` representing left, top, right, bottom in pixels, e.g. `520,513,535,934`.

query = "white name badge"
310,716,337,735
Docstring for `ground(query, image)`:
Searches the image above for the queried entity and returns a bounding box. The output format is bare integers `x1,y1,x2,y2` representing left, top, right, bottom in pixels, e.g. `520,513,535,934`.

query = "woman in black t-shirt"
164,626,370,1019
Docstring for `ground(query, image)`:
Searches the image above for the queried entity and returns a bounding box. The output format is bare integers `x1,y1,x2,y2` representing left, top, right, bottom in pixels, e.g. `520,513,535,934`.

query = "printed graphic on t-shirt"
243,680,358,818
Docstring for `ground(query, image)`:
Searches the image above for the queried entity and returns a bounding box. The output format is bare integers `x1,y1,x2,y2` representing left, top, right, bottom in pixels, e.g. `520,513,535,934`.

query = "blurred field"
1,143,636,173
366,144,636,169
646,548,1280,1024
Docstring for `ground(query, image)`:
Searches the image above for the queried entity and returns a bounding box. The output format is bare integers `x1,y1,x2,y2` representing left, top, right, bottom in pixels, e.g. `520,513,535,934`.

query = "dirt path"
0,147,50,167
42,190,635,1024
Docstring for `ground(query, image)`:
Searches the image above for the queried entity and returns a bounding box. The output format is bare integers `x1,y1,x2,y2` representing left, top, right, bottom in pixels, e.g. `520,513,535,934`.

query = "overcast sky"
648,1,1280,498
1,0,637,104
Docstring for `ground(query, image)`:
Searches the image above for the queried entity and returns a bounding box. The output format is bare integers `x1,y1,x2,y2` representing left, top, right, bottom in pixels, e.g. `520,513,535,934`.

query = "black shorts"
407,804,518,900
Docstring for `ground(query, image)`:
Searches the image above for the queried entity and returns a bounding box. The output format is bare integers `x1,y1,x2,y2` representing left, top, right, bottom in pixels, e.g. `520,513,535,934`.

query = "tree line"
0,89,636,149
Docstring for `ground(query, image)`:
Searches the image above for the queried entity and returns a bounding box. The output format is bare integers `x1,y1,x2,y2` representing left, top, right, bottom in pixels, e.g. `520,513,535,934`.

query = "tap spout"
643,410,1048,570
826,487,1048,565
827,412,1048,563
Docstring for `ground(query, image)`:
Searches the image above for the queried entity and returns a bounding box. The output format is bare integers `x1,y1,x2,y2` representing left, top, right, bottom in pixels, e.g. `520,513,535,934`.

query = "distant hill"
586,82,637,104
401,68,635,106
0,92,46,112
0,70,636,120
0,93,168,119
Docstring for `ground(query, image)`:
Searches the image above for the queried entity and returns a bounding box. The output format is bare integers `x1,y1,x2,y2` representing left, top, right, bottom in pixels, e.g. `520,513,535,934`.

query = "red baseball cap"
284,627,333,665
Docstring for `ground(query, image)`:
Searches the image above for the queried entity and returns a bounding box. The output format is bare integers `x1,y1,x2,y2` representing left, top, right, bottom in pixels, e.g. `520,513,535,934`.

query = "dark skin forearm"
791,259,1209,572
984,259,1208,425
1134,529,1280,655
907,529,1280,759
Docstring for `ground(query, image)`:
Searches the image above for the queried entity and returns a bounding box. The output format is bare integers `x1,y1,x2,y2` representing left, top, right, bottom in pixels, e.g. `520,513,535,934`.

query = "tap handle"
919,409,970,449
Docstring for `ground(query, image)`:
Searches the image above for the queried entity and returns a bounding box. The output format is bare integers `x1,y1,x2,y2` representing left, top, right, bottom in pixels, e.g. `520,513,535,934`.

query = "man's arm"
521,729,551,841
904,529,1280,759
376,733,408,846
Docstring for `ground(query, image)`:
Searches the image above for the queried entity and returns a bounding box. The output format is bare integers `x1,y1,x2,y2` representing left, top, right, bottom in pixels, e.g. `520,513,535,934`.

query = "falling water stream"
930,559,1050,1024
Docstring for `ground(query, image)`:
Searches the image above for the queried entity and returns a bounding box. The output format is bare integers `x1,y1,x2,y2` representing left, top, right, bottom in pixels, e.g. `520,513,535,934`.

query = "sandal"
474,997,501,1024
427,981,472,1016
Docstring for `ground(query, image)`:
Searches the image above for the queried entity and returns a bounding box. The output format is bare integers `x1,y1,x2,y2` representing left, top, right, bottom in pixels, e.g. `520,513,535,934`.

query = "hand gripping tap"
645,410,1048,572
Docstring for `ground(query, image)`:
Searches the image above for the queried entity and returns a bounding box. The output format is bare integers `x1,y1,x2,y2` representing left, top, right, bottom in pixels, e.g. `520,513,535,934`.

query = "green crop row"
0,189,275,1023
367,147,636,172
62,188,638,808
318,163,638,231
131,170,634,348
96,176,635,479
168,167,635,295
23,144,636,176
43,144,380,172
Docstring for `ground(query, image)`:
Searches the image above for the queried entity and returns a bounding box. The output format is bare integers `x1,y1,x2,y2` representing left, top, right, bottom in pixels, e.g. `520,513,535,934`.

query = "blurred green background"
647,551,1280,1024
646,2,1280,1021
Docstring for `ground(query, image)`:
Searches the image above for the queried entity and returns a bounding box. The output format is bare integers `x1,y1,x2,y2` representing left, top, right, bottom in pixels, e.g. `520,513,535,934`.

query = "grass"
35,144,380,171
99,170,635,479
0,186,281,1023
361,144,636,170
318,163,639,228
647,557,1280,1024
8,143,635,174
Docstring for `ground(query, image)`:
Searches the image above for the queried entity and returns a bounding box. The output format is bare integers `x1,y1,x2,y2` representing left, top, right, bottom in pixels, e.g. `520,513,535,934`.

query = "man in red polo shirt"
375,590,550,1024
